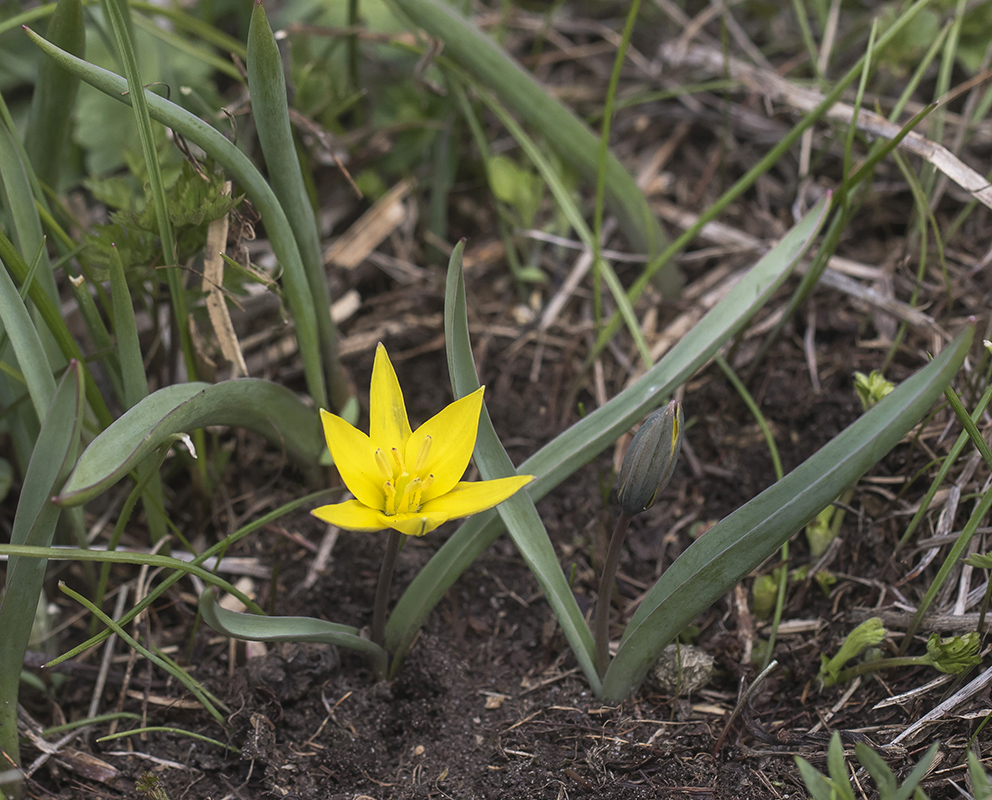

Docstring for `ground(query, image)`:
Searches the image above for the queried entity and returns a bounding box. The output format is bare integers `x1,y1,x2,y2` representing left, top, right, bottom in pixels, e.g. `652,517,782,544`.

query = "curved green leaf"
23,27,328,410
443,240,599,691
58,380,322,506
0,361,83,770
386,195,831,662
601,327,973,702
199,588,387,674
248,1,344,411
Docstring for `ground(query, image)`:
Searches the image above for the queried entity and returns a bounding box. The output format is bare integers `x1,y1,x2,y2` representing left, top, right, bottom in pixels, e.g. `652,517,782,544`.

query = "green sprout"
820,620,980,687
854,370,896,411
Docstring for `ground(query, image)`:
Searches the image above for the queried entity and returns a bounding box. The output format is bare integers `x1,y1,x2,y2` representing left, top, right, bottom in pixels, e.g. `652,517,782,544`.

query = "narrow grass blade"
0,362,83,771
199,588,388,675
23,27,328,410
385,196,830,661
0,105,59,307
24,0,84,190
389,0,674,291
443,241,599,691
0,252,55,420
99,0,197,382
0,229,113,427
248,1,344,411
601,328,973,702
0,544,263,617
57,380,323,506
31,489,333,663
58,581,227,724
107,243,168,541
478,93,652,366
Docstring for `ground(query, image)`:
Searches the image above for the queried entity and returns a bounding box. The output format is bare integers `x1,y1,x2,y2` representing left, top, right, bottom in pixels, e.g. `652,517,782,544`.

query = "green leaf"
0,361,83,771
248,0,344,411
386,195,831,665
443,240,599,691
969,751,992,799
24,26,329,410
0,247,56,421
24,0,84,190
198,588,387,675
601,327,973,701
57,380,323,506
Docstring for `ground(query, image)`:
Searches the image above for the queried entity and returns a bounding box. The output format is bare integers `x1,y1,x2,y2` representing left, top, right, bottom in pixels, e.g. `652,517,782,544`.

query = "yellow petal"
369,343,412,451
321,409,384,510
411,387,485,502
384,510,451,537
420,475,533,519
311,499,387,531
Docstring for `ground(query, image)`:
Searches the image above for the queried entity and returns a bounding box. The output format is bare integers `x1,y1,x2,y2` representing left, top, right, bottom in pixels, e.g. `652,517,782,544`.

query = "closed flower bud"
617,400,683,516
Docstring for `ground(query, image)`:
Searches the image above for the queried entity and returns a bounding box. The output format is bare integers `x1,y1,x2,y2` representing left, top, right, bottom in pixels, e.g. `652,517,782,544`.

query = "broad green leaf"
0,362,83,771
58,380,323,506
199,588,387,675
386,195,831,663
24,27,328,410
388,0,675,294
24,0,84,190
601,327,973,701
0,252,55,421
248,2,345,411
443,240,599,691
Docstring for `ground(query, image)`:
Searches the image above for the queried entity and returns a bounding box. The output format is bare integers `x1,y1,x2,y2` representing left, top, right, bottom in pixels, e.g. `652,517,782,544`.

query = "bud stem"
595,511,632,679
372,529,403,666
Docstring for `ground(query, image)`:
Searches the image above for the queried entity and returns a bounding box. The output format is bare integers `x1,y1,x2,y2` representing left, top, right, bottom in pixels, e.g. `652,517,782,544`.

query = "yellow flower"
312,344,533,537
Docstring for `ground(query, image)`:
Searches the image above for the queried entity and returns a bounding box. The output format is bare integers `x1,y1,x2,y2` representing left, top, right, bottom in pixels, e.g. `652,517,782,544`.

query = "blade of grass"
99,0,197,384
592,0,642,327
37,488,336,663
477,89,652,367
897,379,992,551
0,229,113,428
58,581,227,724
107,243,167,542
389,0,675,293
590,0,933,357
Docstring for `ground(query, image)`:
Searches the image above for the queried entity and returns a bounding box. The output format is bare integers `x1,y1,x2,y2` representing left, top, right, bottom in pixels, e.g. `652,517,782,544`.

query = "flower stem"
372,529,403,657
595,512,631,679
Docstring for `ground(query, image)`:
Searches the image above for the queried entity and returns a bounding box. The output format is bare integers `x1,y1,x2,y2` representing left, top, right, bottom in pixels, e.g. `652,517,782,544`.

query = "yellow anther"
414,435,432,474
374,449,393,480
390,447,404,473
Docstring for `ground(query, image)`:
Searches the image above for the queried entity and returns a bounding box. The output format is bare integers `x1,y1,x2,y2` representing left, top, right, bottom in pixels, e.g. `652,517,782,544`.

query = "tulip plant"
0,0,980,796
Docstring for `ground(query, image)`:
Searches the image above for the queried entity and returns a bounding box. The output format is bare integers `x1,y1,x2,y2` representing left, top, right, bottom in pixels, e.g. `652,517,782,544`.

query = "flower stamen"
383,481,397,515
374,449,393,480
414,435,432,474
